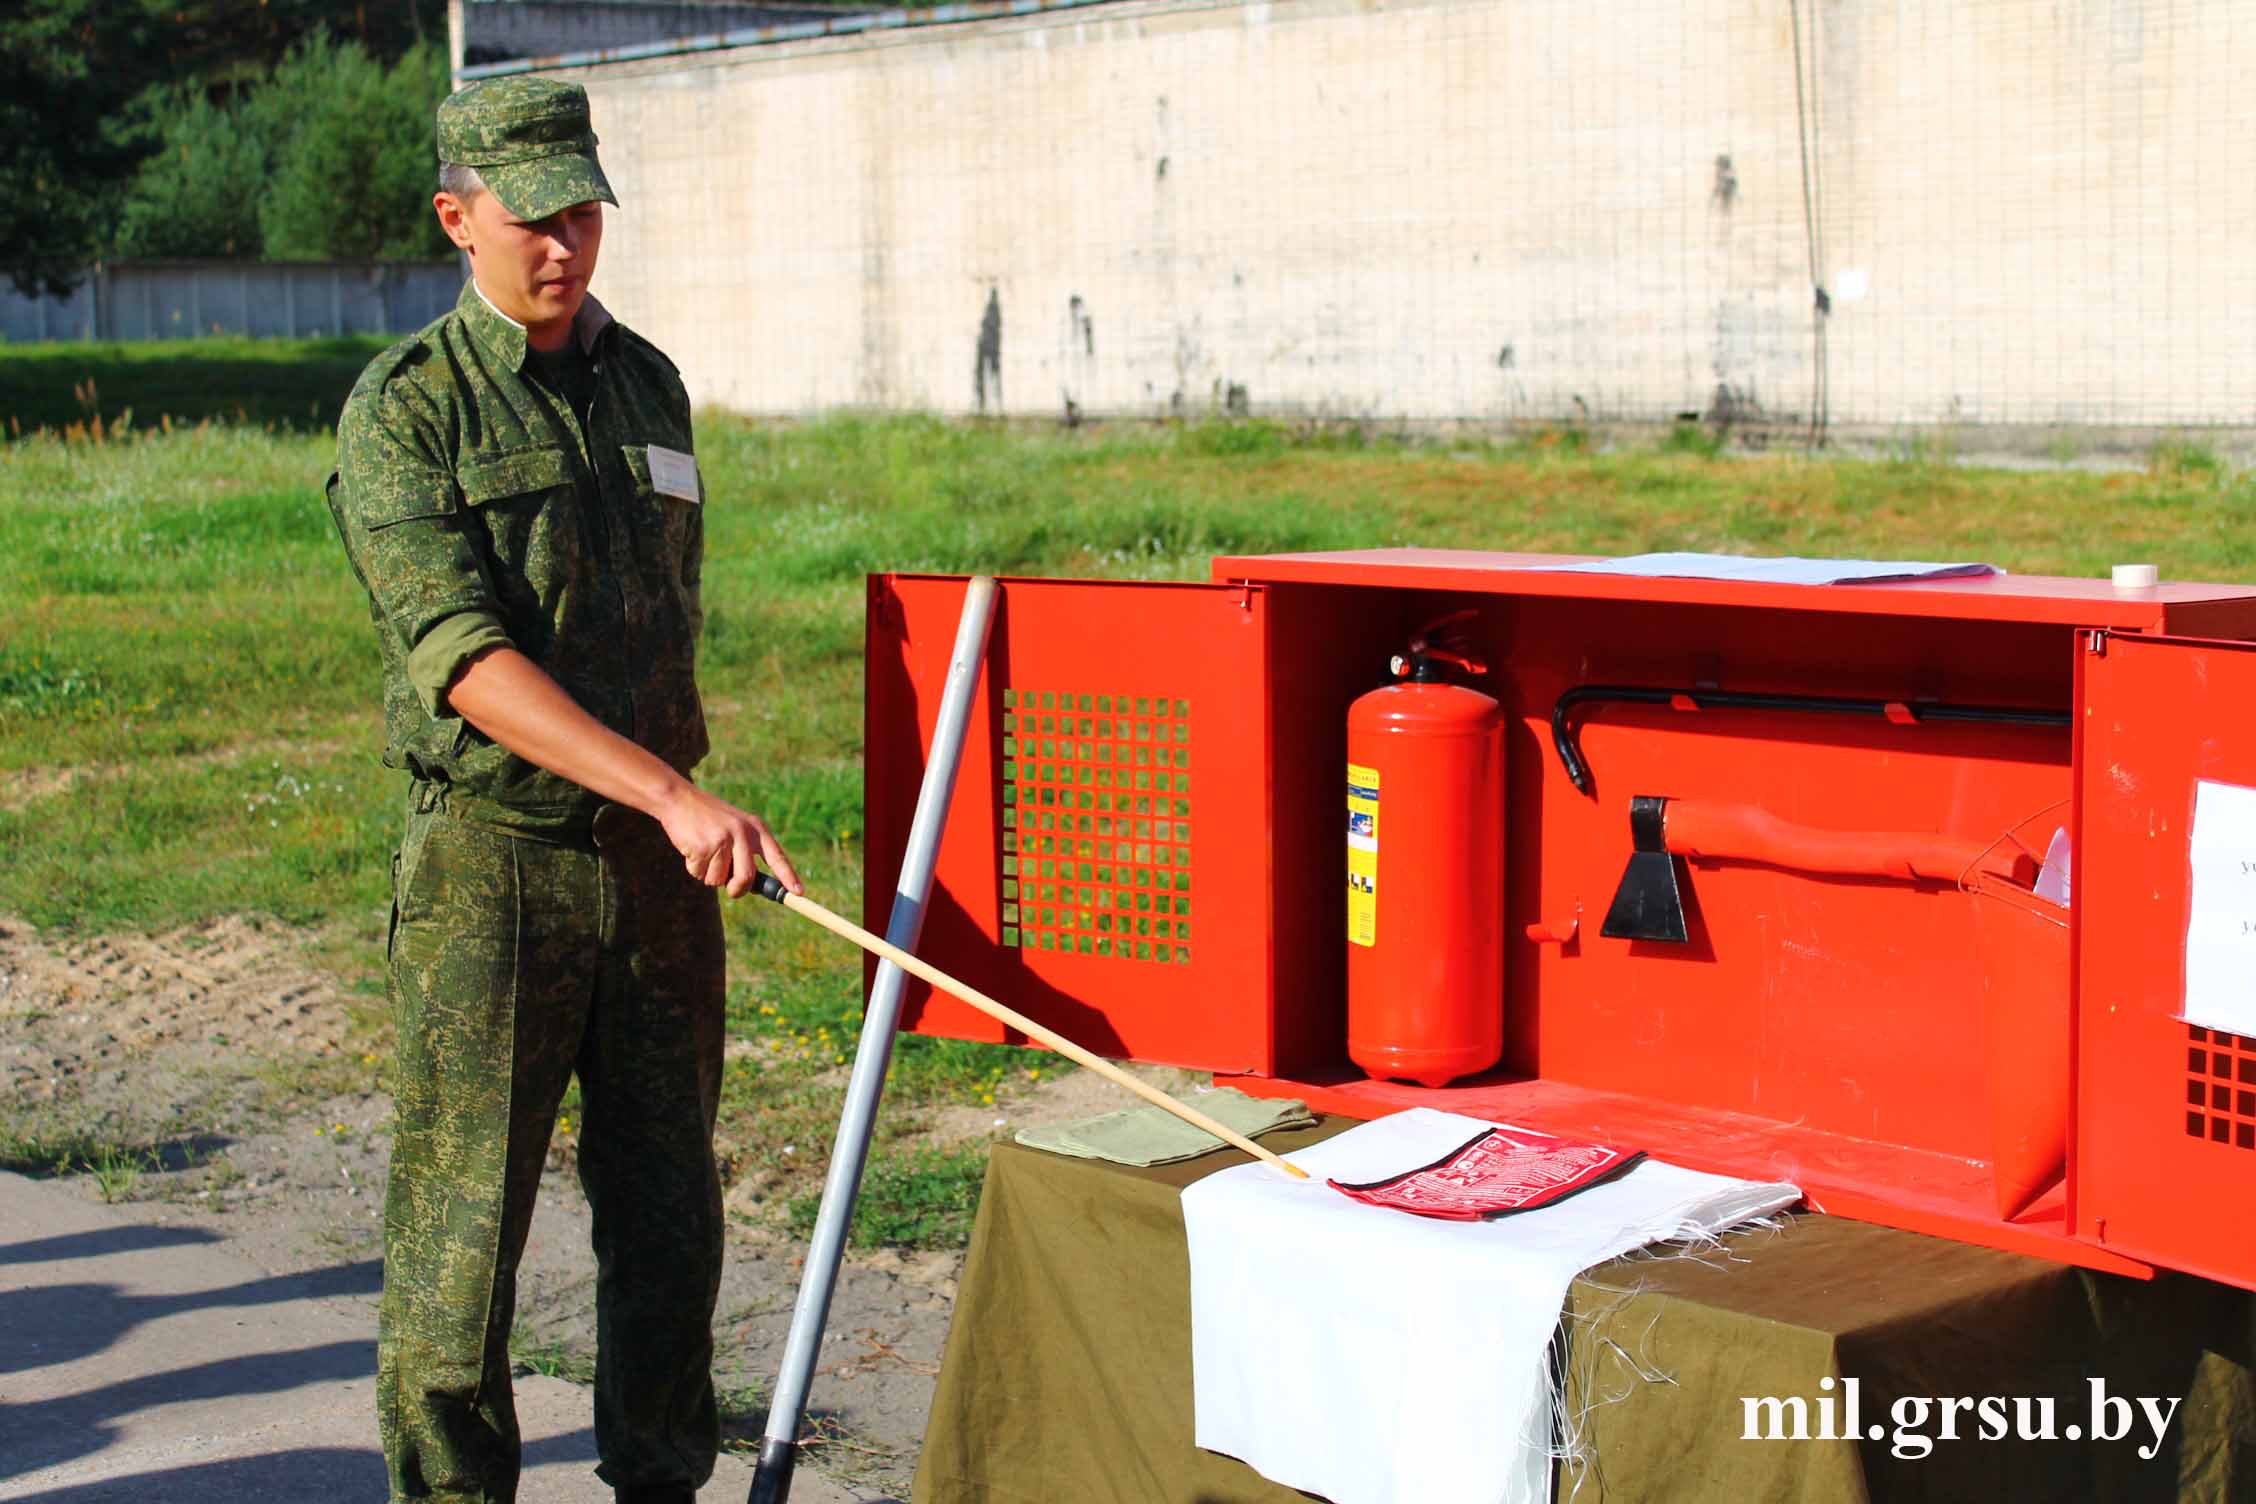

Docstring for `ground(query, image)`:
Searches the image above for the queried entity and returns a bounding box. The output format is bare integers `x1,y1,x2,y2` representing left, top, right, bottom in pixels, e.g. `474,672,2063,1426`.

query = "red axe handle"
1662,801,2039,888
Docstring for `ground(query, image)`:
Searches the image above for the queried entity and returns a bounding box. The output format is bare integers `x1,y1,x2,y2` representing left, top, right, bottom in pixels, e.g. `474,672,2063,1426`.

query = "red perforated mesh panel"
2186,1026,2256,1151
999,688,1193,963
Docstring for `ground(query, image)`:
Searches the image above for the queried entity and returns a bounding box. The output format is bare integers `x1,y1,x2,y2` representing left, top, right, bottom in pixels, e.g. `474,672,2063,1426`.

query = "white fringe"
1550,1213,1797,1501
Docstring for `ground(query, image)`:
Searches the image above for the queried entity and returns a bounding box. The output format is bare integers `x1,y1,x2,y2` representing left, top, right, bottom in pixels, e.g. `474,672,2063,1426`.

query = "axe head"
1599,795,1689,944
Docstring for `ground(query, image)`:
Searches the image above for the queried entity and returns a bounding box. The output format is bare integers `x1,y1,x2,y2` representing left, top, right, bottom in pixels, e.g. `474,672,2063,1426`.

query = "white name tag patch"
647,445,701,504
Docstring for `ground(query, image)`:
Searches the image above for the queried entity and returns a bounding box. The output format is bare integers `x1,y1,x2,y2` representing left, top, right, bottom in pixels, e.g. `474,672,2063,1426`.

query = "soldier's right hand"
656,783,804,900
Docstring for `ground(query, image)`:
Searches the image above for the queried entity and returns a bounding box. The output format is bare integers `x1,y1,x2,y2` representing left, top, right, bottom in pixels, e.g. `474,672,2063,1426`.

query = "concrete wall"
0,261,463,345
544,0,2256,435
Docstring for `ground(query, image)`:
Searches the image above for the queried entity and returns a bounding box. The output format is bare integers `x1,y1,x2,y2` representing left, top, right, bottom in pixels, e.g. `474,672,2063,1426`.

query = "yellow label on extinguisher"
1347,762,1380,947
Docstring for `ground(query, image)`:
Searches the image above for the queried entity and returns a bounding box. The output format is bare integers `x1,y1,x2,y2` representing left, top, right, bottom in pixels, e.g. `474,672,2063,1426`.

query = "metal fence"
0,260,464,345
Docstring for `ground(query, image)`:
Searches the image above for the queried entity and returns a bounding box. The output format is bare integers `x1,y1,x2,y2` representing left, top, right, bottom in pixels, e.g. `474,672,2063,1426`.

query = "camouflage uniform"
325,78,722,1504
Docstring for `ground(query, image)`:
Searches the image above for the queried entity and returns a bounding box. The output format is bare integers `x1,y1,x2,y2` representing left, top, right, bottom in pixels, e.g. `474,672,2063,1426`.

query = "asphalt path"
0,1170,865,1502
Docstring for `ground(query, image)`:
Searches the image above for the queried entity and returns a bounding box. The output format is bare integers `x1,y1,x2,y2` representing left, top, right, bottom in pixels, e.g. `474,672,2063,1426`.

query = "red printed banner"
1328,1126,1647,1221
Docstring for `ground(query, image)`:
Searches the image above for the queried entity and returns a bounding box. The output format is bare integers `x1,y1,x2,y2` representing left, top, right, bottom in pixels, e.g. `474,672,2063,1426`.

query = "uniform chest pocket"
457,443,578,579
623,442,700,575
459,444,572,505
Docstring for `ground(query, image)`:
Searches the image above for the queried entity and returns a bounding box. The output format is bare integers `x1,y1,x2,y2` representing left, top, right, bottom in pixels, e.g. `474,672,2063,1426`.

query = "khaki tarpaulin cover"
914,1122,2256,1504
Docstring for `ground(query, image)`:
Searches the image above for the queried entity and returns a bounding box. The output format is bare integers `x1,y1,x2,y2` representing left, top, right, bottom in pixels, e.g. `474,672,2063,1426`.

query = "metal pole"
749,574,998,1504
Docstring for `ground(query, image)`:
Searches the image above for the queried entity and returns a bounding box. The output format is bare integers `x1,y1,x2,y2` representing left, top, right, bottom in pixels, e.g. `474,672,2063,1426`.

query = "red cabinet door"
2076,629,2256,1290
864,574,1277,1073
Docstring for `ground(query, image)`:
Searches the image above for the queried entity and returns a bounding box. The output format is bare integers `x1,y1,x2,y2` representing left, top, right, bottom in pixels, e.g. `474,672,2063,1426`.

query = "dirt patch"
0,913,349,1107
0,731,359,814
0,764,77,811
0,913,1229,1500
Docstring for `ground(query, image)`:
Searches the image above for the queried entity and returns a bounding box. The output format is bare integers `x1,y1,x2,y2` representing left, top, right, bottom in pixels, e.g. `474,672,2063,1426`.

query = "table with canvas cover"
912,1122,2256,1504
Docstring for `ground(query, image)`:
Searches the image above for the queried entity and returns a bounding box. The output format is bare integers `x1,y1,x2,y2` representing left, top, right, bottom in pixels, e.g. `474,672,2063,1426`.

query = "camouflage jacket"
326,279,708,824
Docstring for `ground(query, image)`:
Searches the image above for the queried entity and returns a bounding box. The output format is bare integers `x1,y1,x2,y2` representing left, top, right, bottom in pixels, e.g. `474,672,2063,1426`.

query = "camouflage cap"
437,77,618,221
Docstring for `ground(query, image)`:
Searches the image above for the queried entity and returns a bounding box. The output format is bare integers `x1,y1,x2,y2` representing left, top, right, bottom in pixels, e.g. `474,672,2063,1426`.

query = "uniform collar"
458,277,613,371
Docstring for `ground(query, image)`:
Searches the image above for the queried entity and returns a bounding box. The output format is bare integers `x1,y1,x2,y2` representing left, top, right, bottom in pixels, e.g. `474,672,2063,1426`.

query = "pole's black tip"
752,871,788,904
747,1438,797,1504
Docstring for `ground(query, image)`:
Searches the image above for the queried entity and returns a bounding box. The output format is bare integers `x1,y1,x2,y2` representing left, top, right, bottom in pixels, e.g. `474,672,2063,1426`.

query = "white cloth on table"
1181,1108,1801,1504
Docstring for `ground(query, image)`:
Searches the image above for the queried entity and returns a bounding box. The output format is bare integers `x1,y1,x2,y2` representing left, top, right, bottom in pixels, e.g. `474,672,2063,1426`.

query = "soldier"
326,76,800,1504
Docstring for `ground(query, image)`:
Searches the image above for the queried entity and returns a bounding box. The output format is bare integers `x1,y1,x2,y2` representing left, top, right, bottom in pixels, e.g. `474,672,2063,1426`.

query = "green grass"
13,378,2256,1236
86,1144,153,1203
0,1122,124,1178
508,1330,598,1386
787,1144,990,1252
1660,418,1727,460
0,1119,226,1181
0,335,394,437
2149,433,2228,485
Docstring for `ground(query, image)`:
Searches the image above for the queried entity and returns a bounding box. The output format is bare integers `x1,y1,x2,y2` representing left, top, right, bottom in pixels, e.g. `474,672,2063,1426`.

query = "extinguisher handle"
1406,609,1487,678
1412,644,1488,677
1412,607,1481,642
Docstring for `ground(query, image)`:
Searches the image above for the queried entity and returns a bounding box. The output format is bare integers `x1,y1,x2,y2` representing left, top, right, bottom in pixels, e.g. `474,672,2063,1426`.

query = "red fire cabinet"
862,553,2256,1285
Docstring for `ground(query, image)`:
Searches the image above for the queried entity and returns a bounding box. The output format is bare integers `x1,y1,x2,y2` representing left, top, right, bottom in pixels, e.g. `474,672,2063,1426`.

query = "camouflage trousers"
379,783,726,1503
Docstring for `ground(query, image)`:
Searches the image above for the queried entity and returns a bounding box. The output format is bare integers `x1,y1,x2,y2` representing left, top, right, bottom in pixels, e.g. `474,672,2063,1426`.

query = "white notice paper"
646,444,701,504
2183,779,2256,1035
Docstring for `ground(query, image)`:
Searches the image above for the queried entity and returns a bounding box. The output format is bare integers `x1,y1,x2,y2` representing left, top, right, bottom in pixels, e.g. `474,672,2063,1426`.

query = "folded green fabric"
1015,1088,1317,1167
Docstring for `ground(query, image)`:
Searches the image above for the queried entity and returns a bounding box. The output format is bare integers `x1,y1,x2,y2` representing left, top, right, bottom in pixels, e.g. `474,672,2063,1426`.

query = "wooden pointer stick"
754,875,1310,1180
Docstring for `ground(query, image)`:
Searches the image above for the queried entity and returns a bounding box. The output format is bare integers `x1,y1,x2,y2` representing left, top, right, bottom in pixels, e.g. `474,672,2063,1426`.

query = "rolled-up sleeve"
406,608,512,716
331,380,511,707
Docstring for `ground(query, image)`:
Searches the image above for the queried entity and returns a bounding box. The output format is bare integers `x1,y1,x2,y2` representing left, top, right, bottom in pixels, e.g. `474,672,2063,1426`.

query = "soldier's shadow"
0,1258,382,1377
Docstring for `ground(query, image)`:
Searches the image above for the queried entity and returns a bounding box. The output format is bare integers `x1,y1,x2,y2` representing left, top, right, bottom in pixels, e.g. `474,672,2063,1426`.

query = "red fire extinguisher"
1346,611,1505,1087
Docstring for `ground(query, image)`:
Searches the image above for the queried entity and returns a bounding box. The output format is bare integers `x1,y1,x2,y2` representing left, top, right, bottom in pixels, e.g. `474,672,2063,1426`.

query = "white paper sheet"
2184,780,2256,1035
1544,552,1998,585
1182,1109,1801,1504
